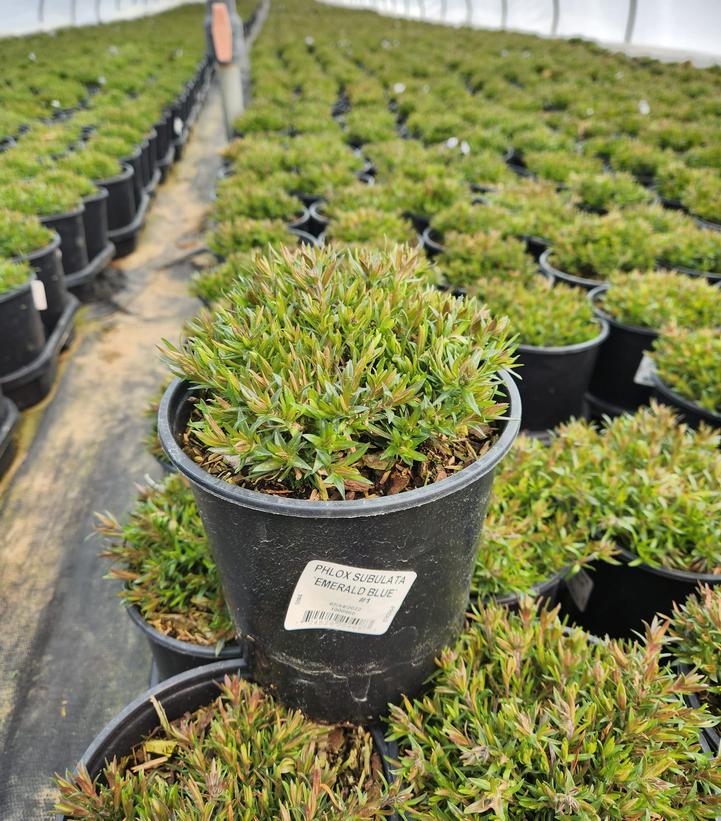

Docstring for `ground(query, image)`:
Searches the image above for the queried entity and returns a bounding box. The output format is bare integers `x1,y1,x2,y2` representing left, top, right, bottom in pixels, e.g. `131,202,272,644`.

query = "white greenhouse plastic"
324,0,721,64
0,0,202,36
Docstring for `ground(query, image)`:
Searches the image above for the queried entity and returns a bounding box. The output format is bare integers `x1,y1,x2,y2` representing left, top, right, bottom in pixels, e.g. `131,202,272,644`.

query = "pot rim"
94,162,132,186
82,186,109,205
518,317,609,354
588,284,660,338
650,371,721,424
616,545,721,584
659,260,721,283
39,203,85,222
17,230,61,262
158,369,521,518
125,602,242,659
487,564,569,607
539,248,607,290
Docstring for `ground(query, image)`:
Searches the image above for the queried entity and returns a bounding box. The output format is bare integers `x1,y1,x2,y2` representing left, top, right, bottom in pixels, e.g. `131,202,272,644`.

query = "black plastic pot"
0,294,79,409
651,373,721,431
289,227,320,247
40,205,89,277
158,373,520,723
404,211,430,234
587,285,657,411
97,164,136,234
482,567,568,613
559,547,721,640
539,248,605,292
81,187,110,262
0,277,46,377
19,233,67,334
306,201,330,238
521,233,550,262
694,214,721,233
139,138,152,189
0,388,20,480
421,226,444,258
125,604,245,683
683,671,721,755
123,146,144,208
56,660,401,821
108,190,150,259
516,320,609,431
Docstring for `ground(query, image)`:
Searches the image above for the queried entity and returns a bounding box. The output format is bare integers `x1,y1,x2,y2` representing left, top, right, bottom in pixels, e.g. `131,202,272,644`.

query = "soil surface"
0,85,225,820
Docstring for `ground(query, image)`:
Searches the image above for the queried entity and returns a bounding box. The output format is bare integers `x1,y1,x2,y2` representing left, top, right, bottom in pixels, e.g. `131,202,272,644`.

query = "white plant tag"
173,116,184,136
566,569,594,613
31,279,47,311
633,353,655,387
284,560,416,636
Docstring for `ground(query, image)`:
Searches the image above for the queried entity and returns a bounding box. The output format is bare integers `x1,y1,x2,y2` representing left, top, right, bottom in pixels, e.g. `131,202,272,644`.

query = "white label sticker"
173,116,184,136
31,279,47,311
284,560,416,636
633,353,656,387
566,569,594,613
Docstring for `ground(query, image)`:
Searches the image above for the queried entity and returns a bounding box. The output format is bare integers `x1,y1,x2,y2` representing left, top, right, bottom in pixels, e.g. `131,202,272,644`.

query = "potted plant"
212,177,304,223
588,269,721,412
55,664,403,819
649,327,721,429
206,217,300,259
439,230,537,289
397,175,466,232
158,244,520,722
189,252,256,306
97,474,244,682
344,109,398,146
0,260,45,381
324,208,418,248
474,274,609,430
523,149,602,184
680,172,721,231
540,211,657,291
388,599,721,818
655,224,721,284
568,171,654,214
669,585,721,754
424,201,509,256
0,209,66,335
0,178,89,281
557,403,721,638
472,433,616,609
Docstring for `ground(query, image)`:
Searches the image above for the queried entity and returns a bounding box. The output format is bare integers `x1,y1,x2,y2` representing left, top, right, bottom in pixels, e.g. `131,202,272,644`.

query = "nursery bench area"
1,0,721,819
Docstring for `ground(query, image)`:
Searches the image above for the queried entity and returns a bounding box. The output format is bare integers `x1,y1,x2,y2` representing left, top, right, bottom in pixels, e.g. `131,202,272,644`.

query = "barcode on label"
301,610,375,630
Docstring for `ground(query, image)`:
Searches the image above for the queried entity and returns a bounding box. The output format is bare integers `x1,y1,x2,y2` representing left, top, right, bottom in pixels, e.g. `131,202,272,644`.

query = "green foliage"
0,259,32,296
682,172,721,223
656,225,721,273
558,403,721,573
431,201,509,240
344,109,397,145
213,177,302,222
523,149,602,183
396,174,466,217
97,474,235,646
599,269,721,330
474,274,601,346
569,171,654,212
0,178,82,216
652,327,721,414
440,230,536,287
56,675,400,819
189,253,256,305
551,212,657,280
389,600,721,820
669,585,721,709
473,434,616,599
58,149,122,181
206,218,294,258
0,209,54,257
325,208,416,247
163,245,516,500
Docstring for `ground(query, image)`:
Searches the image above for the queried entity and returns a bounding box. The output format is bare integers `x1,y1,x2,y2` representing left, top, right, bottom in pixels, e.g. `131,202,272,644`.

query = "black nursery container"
40,205,89,278
125,604,244,683
97,164,136,234
516,320,609,431
539,248,603,292
0,386,20,479
0,276,45,377
484,567,568,613
19,232,67,334
587,285,657,412
158,373,521,723
123,146,145,208
651,373,721,431
560,548,721,640
57,660,401,821
81,187,110,262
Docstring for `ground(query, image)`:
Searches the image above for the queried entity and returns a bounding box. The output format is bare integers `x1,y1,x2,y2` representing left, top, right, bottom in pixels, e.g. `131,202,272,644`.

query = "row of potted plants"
0,5,219,479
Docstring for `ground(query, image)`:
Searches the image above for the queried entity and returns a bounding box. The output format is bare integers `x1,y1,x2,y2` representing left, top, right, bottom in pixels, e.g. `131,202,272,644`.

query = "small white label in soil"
633,353,656,387
284,560,417,636
173,116,184,136
566,569,594,613
31,279,47,311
